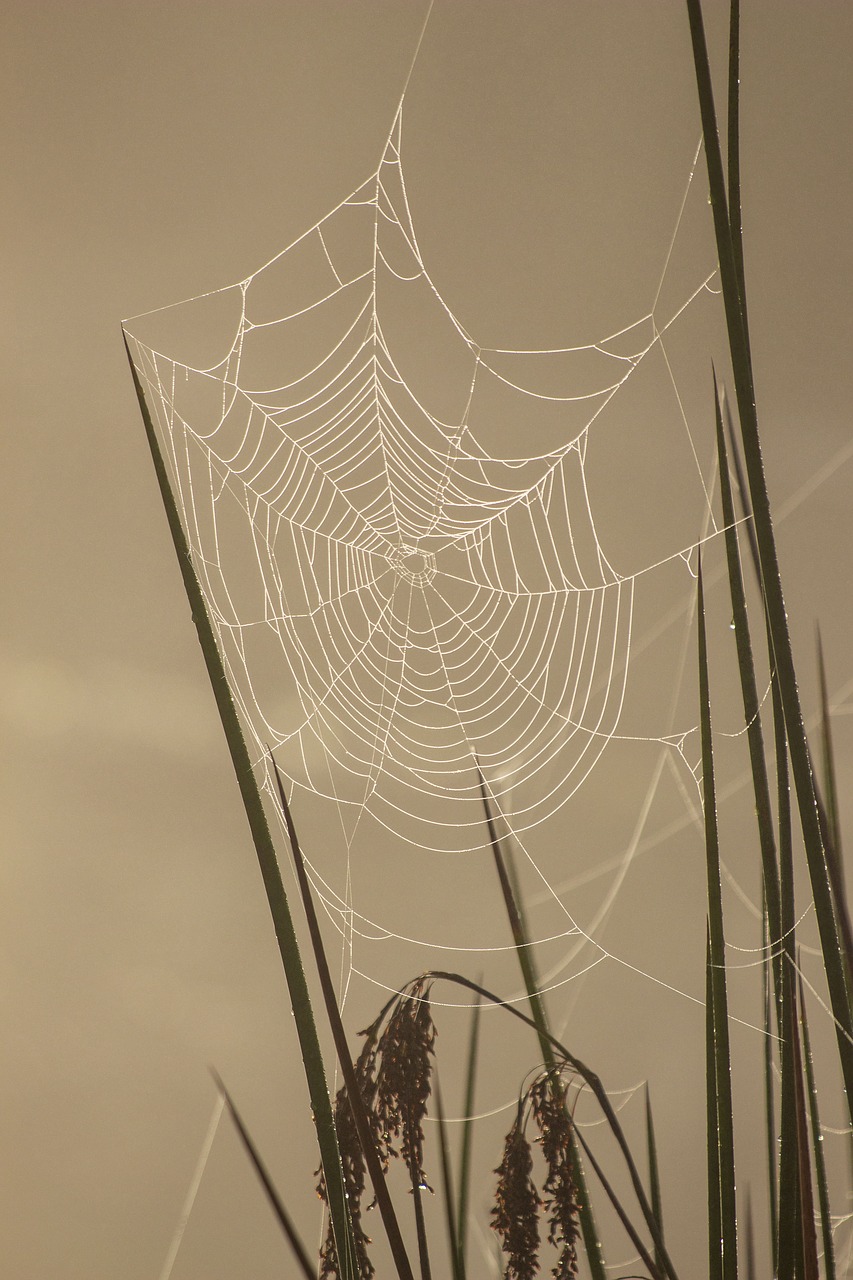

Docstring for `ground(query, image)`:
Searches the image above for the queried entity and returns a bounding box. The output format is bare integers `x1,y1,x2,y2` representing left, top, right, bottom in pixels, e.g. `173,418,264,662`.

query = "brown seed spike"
374,978,437,1188
316,1026,383,1280
492,1109,541,1280
531,1073,580,1280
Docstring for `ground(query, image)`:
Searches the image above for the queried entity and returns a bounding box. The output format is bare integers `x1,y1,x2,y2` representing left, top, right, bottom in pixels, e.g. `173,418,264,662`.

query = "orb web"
124,108,719,862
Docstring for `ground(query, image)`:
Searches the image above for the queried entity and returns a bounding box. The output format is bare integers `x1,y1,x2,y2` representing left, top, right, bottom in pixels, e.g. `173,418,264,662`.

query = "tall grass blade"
476,770,606,1280
715,374,782,1014
706,931,723,1280
725,0,749,343
791,983,820,1280
762,902,778,1269
409,1157,433,1280
645,1085,665,1276
456,992,482,1280
697,560,738,1280
743,1190,756,1280
798,969,835,1280
211,1071,316,1280
269,758,416,1280
123,334,357,1279
817,631,844,885
816,633,853,985
773,652,799,1280
434,1080,463,1280
684,0,853,1119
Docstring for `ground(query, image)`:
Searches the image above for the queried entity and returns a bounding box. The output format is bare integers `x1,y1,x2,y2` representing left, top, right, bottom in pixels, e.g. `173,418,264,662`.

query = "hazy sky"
3,4,852,1278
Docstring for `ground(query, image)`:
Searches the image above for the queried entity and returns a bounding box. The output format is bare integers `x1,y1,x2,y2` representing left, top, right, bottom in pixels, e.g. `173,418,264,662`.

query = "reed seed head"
492,1107,541,1280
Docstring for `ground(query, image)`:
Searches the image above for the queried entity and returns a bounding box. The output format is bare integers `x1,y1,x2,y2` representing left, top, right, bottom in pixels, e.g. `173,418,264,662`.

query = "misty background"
3,3,852,1277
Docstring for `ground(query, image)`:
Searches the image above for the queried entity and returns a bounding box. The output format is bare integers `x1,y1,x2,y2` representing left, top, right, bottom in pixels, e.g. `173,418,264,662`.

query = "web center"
387,543,437,586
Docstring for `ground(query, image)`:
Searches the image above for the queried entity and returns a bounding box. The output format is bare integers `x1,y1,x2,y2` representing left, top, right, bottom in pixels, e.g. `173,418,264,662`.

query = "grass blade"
685,0,853,1119
572,1125,661,1280
434,1079,464,1280
798,968,836,1280
123,333,357,1279
743,1189,756,1280
645,1085,665,1276
211,1071,316,1280
456,991,482,1280
726,0,749,342
706,930,723,1280
715,374,782,1016
697,560,738,1280
772,641,802,1280
762,902,778,1270
269,758,416,1280
791,981,820,1280
817,633,844,882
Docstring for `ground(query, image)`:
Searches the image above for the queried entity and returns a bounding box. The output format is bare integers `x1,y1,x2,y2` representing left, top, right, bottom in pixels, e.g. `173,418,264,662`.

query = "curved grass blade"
477,770,606,1280
270,758,416,1280
426,970,681,1280
123,333,357,1280
698,560,738,1280
684,0,853,1119
211,1070,315,1280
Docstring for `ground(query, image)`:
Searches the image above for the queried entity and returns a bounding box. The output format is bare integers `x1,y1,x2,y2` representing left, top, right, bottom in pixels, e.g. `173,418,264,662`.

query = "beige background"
3,3,852,1277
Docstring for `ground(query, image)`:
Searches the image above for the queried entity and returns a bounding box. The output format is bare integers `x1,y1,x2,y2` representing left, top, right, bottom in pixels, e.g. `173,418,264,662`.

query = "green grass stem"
798,968,837,1280
698,560,738,1280
123,332,358,1280
269,758,416,1280
433,1080,463,1280
455,991,481,1280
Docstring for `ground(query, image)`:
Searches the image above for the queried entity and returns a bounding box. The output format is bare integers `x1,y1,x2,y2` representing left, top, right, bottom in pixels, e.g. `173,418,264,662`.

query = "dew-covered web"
124,96,730,1016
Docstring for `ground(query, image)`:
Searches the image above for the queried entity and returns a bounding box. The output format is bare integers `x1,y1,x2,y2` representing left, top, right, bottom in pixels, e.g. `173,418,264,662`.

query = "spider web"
124,107,719,878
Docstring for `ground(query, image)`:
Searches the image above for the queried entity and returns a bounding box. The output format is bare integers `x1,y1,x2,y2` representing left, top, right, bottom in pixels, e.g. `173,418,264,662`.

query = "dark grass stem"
269,758,416,1280
790,982,820,1280
211,1071,316,1280
644,1086,666,1277
773,652,800,1280
761,904,779,1269
706,932,723,1280
456,992,482,1280
697,562,738,1280
434,1081,463,1280
715,376,783,1020
124,335,358,1280
798,970,837,1280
